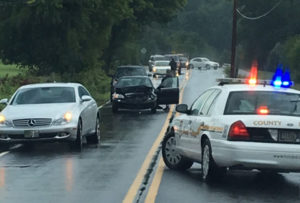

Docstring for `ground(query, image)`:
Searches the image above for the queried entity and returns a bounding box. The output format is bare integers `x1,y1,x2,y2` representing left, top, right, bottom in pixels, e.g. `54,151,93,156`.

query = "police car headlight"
112,93,125,100
153,67,157,72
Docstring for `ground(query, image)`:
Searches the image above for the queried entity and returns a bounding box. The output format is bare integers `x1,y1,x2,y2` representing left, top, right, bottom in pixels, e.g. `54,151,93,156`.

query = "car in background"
148,55,167,72
112,76,179,113
221,63,231,69
189,57,219,70
179,56,189,69
110,65,148,101
0,83,100,151
152,60,171,77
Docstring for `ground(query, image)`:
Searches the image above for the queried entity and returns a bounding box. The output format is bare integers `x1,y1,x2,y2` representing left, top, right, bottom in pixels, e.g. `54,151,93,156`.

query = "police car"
162,66,300,181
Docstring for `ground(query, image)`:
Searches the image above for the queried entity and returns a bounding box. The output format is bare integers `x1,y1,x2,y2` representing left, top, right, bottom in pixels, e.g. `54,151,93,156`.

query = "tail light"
228,121,250,141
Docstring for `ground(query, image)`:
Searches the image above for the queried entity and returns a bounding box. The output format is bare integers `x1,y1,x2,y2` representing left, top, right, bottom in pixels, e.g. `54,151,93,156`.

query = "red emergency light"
248,61,258,86
257,106,269,115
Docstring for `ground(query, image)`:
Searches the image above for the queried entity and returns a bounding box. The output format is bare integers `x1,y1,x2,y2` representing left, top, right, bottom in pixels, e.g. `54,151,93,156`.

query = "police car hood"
224,115,300,129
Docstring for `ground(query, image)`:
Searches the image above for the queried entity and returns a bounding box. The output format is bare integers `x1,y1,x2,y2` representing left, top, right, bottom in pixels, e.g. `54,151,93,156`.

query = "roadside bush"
72,68,111,105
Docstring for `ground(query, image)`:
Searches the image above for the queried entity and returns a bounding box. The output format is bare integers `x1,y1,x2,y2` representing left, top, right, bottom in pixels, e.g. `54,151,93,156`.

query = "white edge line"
98,100,111,110
0,151,9,157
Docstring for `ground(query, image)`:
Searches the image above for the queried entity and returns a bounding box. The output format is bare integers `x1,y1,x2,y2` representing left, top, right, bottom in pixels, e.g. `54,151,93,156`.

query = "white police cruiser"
162,67,300,181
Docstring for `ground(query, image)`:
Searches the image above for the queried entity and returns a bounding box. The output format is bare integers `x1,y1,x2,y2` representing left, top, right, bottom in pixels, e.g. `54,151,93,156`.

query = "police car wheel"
162,132,193,170
201,139,226,181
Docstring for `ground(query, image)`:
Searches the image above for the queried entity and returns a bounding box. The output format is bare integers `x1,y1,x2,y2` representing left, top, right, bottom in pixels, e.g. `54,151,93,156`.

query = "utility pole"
230,0,238,78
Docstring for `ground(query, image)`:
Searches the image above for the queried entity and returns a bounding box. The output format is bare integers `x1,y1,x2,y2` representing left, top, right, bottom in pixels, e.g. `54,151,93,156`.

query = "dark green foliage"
0,0,132,74
237,0,300,70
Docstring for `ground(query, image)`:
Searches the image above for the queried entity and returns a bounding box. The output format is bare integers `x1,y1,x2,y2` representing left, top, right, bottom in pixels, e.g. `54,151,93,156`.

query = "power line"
237,0,282,20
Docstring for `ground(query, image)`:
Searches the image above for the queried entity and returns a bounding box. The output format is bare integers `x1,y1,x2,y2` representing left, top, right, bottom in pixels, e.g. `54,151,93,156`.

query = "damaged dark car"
112,76,179,113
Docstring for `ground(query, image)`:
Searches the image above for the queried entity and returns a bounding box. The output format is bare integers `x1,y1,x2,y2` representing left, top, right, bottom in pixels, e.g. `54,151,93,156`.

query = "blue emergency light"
271,65,293,88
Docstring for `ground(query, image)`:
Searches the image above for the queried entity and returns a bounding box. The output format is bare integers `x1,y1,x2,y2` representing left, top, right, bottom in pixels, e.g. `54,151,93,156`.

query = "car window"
155,61,169,66
200,89,221,116
78,86,90,98
160,77,178,88
224,91,300,116
12,87,76,105
115,67,146,78
190,89,215,115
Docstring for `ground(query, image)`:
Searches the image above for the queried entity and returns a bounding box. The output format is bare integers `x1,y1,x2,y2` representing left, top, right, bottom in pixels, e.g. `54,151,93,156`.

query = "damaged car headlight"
112,93,125,99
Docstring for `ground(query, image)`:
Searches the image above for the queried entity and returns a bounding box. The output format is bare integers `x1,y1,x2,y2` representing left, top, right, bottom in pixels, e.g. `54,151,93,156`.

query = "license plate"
24,130,39,138
279,131,298,142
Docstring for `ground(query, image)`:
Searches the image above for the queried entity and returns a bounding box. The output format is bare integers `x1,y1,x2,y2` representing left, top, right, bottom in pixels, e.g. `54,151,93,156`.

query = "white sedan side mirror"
81,95,92,102
0,98,8,105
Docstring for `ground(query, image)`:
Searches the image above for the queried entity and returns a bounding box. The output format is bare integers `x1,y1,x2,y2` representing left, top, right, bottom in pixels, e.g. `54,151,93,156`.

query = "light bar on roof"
217,78,271,85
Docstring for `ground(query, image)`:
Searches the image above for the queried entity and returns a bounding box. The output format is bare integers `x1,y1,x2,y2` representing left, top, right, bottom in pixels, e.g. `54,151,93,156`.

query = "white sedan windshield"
11,87,76,105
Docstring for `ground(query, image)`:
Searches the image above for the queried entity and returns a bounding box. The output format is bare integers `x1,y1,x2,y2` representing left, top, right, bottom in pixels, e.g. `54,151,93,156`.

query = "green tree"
0,0,132,74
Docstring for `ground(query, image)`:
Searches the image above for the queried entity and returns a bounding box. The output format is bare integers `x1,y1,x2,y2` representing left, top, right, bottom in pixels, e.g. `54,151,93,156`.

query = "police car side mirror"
176,104,189,114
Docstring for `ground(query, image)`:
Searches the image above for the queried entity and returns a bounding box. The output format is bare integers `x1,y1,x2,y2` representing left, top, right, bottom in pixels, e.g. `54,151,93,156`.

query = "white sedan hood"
2,103,78,120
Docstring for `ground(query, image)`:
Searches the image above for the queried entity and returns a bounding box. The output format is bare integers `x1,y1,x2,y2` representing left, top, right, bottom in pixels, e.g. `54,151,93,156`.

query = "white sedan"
189,57,219,70
162,78,300,181
0,83,100,151
152,60,171,77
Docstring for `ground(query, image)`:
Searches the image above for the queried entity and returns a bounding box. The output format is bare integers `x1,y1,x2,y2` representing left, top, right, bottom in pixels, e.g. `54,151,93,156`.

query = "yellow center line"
144,157,165,203
144,73,188,203
122,70,190,203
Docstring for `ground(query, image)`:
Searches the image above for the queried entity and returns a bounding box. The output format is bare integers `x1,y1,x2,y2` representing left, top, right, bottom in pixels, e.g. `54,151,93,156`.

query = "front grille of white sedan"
13,118,52,127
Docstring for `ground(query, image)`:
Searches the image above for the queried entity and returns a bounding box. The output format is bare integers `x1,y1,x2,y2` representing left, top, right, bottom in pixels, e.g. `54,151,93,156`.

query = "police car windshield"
224,91,300,116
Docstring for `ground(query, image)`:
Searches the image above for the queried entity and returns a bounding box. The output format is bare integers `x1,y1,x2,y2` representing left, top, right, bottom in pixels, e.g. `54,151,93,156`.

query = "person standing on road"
169,58,177,77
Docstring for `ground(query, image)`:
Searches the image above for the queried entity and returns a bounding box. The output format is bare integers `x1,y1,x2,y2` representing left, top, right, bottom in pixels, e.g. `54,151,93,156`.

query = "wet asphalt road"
0,68,300,203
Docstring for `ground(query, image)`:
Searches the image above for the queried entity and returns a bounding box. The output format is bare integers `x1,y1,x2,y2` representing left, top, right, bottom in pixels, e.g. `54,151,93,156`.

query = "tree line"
0,0,299,82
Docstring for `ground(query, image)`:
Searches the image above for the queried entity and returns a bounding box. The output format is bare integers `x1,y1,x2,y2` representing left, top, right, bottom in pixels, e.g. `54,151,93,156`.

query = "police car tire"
162,132,193,170
201,139,226,181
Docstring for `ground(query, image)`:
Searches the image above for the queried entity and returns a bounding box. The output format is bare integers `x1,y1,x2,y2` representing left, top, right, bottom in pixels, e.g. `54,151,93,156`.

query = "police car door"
157,77,179,105
189,89,221,160
179,89,215,159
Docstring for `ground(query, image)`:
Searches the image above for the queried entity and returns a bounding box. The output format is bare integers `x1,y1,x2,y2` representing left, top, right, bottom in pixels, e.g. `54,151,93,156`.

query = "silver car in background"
152,60,171,77
0,83,100,151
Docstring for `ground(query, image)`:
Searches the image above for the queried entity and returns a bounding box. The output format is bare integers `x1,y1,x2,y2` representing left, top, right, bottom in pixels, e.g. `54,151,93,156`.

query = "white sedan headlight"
0,115,12,127
52,112,73,125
